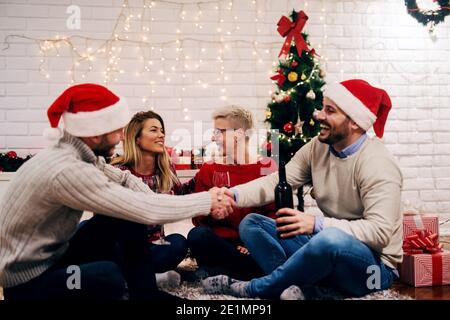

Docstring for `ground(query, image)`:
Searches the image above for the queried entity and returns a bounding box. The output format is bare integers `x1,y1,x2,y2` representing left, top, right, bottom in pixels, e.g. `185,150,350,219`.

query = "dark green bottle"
275,161,293,238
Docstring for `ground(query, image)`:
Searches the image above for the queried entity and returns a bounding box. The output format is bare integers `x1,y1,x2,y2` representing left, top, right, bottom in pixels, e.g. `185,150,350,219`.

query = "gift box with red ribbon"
399,228,450,287
403,213,439,240
399,251,450,287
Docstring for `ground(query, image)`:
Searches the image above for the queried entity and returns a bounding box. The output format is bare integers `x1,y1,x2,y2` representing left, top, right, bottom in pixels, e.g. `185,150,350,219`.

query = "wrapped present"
402,229,442,255
399,251,450,287
399,228,449,287
403,213,439,240
174,151,192,170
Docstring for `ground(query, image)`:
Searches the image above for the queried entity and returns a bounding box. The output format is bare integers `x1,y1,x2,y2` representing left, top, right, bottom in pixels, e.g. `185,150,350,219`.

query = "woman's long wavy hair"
111,111,179,193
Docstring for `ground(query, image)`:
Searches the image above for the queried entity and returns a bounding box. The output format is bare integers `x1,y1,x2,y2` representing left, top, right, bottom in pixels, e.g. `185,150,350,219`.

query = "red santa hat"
323,79,392,138
44,83,130,140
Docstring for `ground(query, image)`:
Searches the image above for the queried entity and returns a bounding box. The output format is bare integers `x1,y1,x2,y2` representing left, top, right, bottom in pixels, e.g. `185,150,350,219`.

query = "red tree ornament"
6,151,17,158
283,122,294,133
291,60,298,68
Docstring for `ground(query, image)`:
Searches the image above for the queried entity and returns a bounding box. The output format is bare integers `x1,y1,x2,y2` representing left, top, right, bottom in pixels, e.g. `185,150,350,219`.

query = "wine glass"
151,224,171,245
212,171,231,188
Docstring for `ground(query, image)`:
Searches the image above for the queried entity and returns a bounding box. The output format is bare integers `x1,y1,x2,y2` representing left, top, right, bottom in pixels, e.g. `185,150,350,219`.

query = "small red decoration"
283,122,294,133
6,151,17,158
270,71,286,87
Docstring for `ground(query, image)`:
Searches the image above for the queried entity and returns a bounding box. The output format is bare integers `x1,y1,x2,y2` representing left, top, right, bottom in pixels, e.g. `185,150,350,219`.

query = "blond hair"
212,105,254,131
110,111,179,193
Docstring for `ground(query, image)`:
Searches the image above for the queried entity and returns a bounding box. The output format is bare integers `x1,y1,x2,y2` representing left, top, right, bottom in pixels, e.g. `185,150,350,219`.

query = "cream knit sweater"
0,132,211,287
235,137,403,269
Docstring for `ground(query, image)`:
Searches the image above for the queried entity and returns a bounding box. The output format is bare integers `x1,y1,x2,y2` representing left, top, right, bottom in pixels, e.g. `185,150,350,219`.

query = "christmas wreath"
0,151,32,172
405,0,450,26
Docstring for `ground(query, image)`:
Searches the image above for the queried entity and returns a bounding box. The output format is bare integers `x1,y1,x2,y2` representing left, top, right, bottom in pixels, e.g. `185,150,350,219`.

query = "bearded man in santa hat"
202,79,403,300
0,83,234,300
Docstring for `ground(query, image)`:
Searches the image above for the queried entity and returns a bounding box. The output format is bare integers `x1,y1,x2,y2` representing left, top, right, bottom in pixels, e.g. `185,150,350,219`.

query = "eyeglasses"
212,128,237,137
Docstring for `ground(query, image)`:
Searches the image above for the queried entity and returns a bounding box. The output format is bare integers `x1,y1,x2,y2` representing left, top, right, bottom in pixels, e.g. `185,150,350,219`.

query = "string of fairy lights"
3,0,334,122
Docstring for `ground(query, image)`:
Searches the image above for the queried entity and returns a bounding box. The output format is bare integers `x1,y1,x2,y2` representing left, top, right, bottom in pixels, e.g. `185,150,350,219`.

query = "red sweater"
192,158,277,241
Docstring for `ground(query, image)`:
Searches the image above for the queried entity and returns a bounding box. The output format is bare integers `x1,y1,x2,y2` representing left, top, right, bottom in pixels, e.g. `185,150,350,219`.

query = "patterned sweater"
0,132,211,288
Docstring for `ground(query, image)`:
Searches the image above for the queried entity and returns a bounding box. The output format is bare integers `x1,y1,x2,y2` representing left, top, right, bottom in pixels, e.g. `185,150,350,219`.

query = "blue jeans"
239,213,397,299
187,226,264,280
150,233,188,273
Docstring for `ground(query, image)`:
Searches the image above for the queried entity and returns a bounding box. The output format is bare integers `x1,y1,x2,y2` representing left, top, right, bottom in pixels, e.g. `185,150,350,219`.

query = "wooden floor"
393,281,450,300
392,236,450,300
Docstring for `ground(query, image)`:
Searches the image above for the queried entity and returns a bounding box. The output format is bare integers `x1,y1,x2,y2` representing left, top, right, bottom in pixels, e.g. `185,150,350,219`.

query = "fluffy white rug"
0,259,412,301
161,259,413,300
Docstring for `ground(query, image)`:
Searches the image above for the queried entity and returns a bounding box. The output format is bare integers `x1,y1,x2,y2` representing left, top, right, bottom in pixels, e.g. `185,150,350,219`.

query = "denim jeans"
5,215,160,300
187,226,264,280
150,233,188,273
239,213,397,299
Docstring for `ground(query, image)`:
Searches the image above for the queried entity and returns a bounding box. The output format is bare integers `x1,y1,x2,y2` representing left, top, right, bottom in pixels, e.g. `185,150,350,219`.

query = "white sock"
280,285,305,300
156,270,181,288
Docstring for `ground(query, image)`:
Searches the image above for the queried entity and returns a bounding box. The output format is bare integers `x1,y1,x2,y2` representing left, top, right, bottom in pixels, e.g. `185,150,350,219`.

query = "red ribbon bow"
277,10,310,57
402,229,443,254
270,71,286,87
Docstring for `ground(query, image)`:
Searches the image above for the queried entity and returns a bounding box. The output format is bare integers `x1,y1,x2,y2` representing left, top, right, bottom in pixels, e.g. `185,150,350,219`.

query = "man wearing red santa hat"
203,79,403,300
0,83,234,300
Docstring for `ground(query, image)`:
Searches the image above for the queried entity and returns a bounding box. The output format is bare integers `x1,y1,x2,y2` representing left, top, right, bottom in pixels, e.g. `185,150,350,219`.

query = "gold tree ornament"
288,71,298,82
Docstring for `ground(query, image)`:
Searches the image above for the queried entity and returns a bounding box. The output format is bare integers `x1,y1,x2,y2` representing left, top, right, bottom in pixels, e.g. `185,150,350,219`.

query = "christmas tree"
265,10,326,164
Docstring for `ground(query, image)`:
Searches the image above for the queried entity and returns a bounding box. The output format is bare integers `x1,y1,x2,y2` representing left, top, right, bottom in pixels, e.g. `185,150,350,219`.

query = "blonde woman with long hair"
111,110,192,285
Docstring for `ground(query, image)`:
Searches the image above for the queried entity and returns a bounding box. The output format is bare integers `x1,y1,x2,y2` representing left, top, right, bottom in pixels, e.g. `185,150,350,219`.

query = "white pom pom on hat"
43,127,63,141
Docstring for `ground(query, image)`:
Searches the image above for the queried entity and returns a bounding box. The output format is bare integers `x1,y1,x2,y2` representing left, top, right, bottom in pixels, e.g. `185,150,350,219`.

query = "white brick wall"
0,0,449,231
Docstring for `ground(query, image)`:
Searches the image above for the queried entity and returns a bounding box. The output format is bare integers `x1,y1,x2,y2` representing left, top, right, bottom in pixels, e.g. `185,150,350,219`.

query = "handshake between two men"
208,187,236,220
207,187,317,236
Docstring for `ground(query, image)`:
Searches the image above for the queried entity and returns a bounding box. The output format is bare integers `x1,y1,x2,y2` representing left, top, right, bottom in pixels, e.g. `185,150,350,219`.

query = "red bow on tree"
402,229,443,254
270,71,286,87
277,10,310,57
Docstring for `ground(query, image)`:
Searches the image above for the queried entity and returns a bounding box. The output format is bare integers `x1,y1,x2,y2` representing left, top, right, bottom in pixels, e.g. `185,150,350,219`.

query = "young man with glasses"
186,105,278,281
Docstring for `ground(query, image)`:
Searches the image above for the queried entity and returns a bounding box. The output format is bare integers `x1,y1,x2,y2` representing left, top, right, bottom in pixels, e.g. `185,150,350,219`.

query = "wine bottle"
275,160,293,238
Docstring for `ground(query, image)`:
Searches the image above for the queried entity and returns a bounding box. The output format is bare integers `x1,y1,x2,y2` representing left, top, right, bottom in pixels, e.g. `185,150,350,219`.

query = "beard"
92,137,117,158
318,119,351,146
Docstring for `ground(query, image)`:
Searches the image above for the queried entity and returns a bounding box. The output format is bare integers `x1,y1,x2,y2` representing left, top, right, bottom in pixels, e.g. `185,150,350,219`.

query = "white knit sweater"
0,132,211,287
